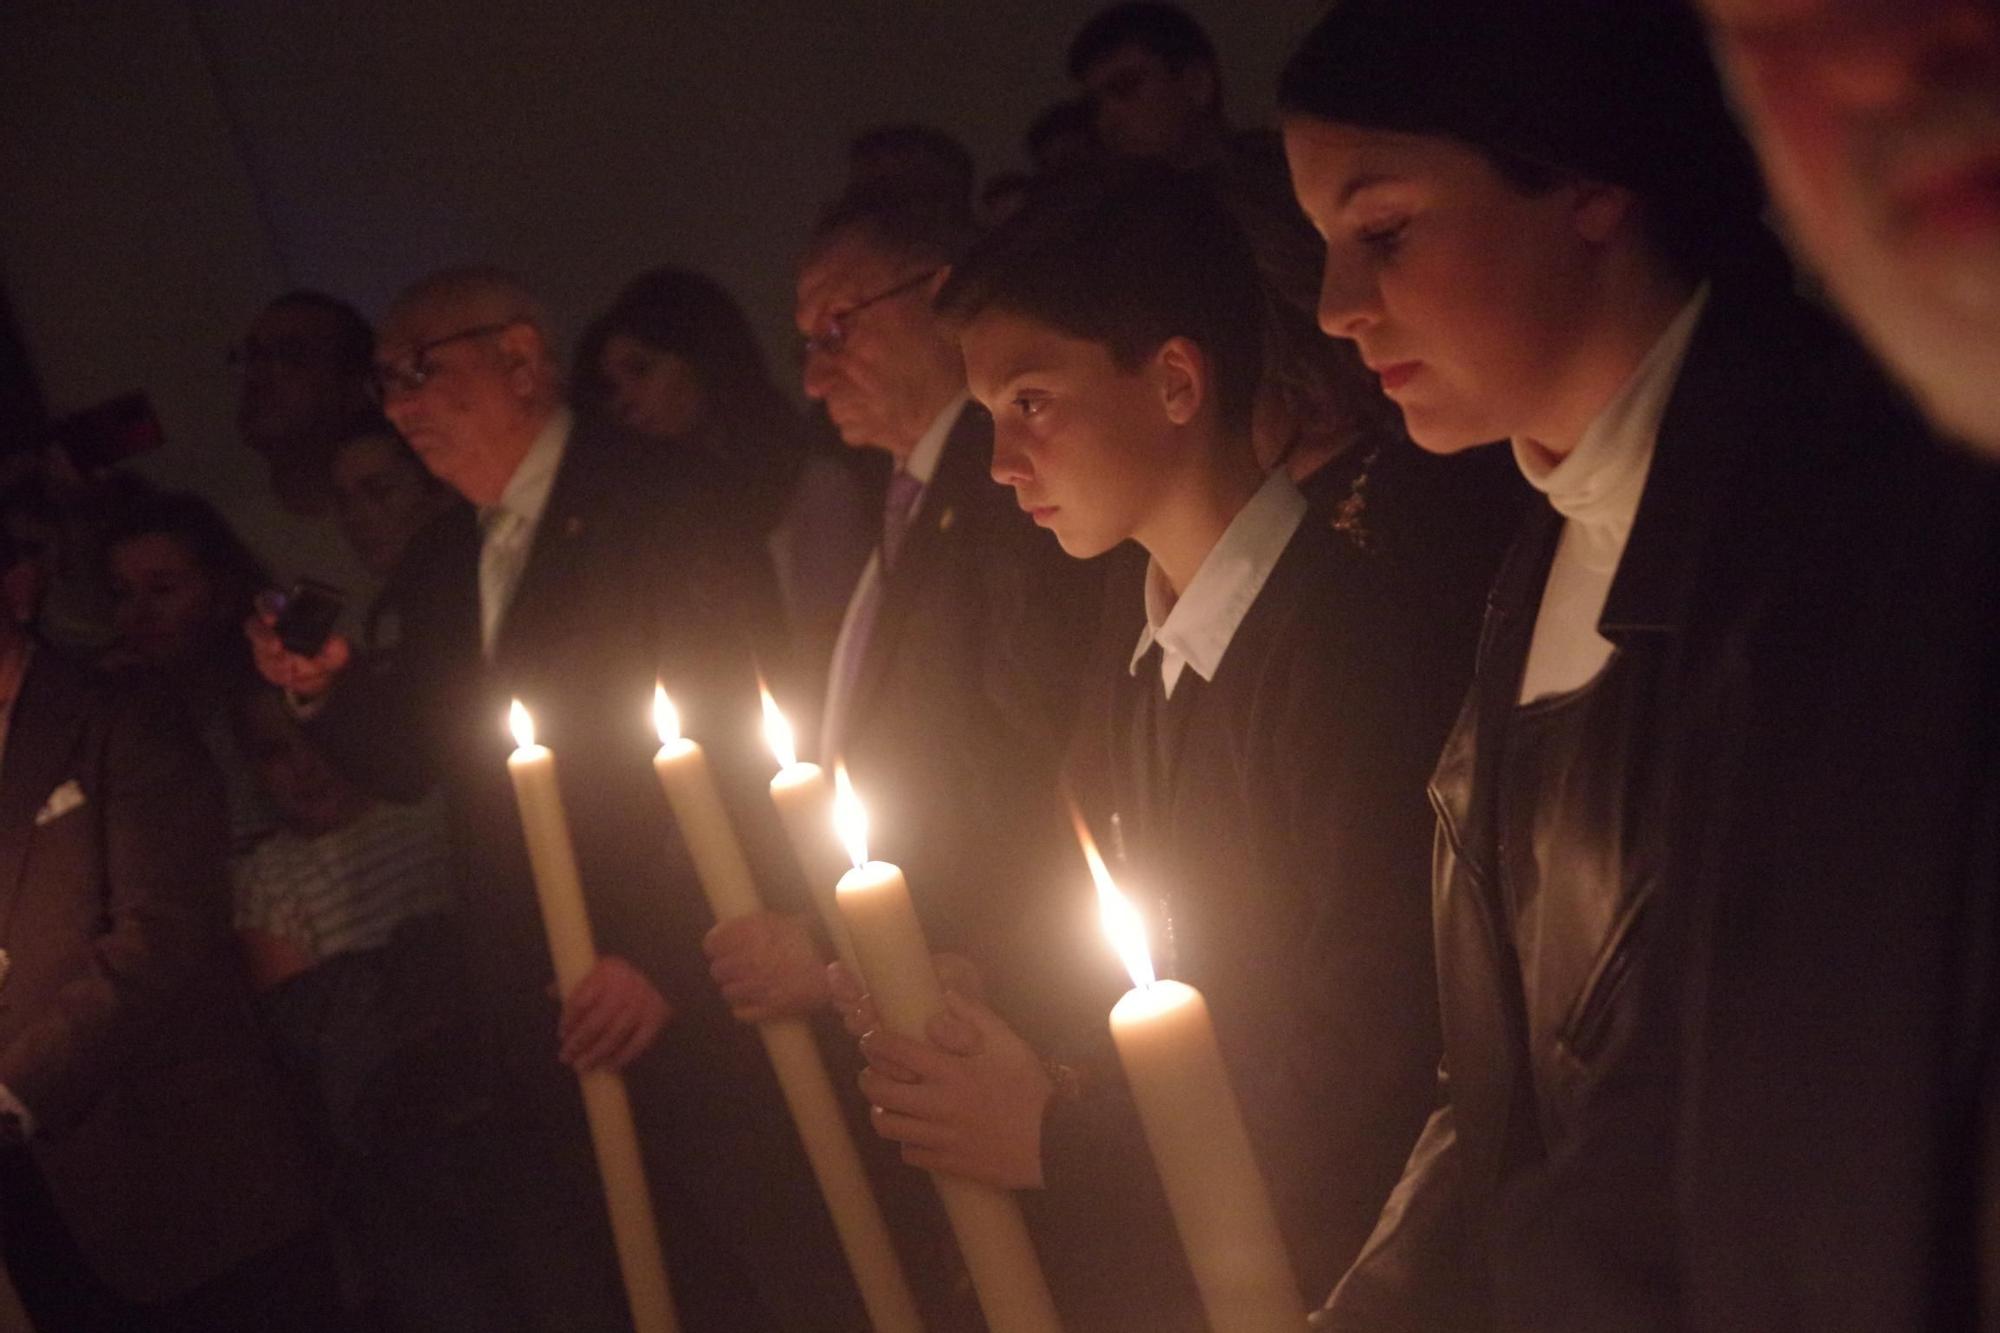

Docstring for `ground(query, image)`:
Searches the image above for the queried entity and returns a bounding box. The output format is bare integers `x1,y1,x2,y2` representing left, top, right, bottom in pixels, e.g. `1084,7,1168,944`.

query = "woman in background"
575,267,875,722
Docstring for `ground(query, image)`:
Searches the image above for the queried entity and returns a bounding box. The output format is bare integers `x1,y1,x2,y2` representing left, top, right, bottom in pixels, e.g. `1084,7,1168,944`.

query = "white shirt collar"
1510,285,1709,566
493,406,573,533
901,394,965,487
1129,469,1308,698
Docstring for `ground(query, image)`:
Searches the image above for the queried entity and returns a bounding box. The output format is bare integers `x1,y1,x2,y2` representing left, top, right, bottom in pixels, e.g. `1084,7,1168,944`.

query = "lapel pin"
565,515,584,537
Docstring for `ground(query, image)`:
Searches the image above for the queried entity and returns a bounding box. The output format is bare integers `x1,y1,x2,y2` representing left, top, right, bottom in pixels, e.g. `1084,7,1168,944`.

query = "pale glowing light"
833,763,869,870
509,698,536,750
1070,803,1155,991
652,684,681,746
761,684,798,771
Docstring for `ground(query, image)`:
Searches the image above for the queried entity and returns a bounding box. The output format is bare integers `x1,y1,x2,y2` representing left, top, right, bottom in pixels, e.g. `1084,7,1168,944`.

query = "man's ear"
1572,180,1639,247
497,323,548,398
1153,336,1210,427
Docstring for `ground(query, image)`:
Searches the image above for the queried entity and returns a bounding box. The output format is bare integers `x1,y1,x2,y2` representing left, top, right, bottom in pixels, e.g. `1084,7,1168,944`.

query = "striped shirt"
233,795,454,965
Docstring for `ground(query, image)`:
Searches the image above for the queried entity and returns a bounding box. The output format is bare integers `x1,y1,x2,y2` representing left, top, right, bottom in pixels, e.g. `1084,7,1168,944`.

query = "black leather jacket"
1322,277,1971,1331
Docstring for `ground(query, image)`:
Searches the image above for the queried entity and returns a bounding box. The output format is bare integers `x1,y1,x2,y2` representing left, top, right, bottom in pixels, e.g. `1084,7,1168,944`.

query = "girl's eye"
1013,394,1048,419
1358,219,1408,256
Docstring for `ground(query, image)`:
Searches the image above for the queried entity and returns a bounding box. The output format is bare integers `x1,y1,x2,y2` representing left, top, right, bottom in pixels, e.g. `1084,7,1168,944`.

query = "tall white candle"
760,688,861,976
505,700,679,1333
1081,818,1304,1332
833,770,1063,1333
649,688,921,1333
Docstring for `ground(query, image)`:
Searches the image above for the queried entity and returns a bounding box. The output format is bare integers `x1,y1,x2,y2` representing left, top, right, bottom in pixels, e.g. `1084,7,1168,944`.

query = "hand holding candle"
833,770,1063,1333
651,688,922,1333
1078,812,1306,1332
506,700,679,1333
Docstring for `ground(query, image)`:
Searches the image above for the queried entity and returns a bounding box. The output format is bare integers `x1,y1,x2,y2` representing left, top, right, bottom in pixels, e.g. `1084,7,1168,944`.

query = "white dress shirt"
1129,469,1309,699
1513,287,1709,703
479,407,571,656
818,395,964,762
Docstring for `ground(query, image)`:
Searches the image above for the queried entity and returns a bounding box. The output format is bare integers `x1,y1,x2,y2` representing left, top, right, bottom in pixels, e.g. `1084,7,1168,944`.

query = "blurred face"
1702,0,2000,456
598,335,707,441
1284,118,1617,453
239,694,368,836
796,232,955,456
965,309,1177,560
107,533,215,664
330,433,446,576
235,302,364,452
1082,44,1217,161
375,299,547,505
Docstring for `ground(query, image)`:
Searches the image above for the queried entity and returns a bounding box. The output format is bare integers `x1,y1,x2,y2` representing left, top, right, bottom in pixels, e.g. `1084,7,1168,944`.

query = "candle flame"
508,698,536,750
760,685,797,771
833,762,869,870
1070,802,1155,990
652,683,681,746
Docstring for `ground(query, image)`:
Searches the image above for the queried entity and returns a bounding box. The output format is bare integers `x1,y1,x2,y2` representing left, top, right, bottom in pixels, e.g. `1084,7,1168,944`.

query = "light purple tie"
881,469,924,571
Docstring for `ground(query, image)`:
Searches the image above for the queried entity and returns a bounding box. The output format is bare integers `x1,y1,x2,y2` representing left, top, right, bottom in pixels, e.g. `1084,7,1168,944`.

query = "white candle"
649,688,921,1333
833,770,1063,1333
1082,818,1304,1332
505,700,680,1333
760,688,861,976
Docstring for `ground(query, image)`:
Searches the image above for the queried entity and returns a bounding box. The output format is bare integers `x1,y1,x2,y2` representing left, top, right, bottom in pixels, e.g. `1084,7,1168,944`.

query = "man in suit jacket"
0,560,331,1328
250,266,862,1332
708,181,1105,1051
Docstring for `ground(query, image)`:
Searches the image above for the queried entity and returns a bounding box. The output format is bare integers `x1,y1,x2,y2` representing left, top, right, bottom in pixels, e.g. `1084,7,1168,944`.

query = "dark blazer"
1045,477,1498,1322
0,650,317,1304
834,401,1107,1043
308,411,861,1329
1323,280,1966,1331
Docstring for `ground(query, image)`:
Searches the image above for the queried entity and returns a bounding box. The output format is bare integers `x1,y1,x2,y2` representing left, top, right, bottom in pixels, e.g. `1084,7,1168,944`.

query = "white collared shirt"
479,407,572,655
1513,287,1709,703
1129,469,1308,699
818,395,967,761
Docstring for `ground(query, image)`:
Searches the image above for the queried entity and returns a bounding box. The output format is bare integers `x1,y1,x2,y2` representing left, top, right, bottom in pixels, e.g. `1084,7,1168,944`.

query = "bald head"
376,266,565,505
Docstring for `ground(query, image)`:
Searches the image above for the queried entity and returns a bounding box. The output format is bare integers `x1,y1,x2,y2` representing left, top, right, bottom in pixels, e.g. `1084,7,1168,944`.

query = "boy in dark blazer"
849,163,1502,1325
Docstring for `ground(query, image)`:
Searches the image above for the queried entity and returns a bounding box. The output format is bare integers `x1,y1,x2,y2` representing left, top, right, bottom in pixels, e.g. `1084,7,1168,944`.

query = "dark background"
0,0,1319,571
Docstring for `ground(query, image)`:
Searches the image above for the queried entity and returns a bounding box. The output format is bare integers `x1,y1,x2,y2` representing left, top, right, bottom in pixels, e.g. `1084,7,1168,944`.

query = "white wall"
0,0,1318,567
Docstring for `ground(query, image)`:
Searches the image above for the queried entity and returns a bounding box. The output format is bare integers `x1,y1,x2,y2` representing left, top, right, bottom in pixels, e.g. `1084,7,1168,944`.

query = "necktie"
881,469,925,571
821,470,927,758
478,506,530,655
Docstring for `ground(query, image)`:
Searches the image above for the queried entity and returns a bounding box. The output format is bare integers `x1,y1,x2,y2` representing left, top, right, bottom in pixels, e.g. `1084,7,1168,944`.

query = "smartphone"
270,578,346,657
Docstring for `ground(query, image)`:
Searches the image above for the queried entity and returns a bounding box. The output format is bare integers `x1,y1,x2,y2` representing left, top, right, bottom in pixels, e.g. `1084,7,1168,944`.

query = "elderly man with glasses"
247,265,862,1332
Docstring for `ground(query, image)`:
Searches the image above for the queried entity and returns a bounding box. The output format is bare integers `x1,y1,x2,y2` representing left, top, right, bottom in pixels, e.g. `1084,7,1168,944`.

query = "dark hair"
1025,98,1098,169
1277,0,1778,283
847,122,977,218
937,161,1263,434
807,176,980,271
1068,3,1218,83
100,491,271,628
263,290,374,377
574,269,810,530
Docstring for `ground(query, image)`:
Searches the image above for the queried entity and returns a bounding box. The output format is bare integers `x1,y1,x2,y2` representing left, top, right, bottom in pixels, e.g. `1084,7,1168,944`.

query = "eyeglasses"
799,268,942,360
368,321,519,402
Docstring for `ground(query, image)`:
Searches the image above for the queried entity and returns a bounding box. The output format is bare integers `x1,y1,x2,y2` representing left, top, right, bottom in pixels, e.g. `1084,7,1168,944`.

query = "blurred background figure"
574,267,874,710
233,292,376,518
99,490,277,851
231,687,506,1332
326,415,457,584
1024,96,1101,175
845,122,978,225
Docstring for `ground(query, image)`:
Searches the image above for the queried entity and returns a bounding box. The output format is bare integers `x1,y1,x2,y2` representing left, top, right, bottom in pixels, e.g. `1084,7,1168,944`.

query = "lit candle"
833,770,1063,1333
649,688,922,1333
760,687,860,976
505,700,680,1333
1079,816,1305,1332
